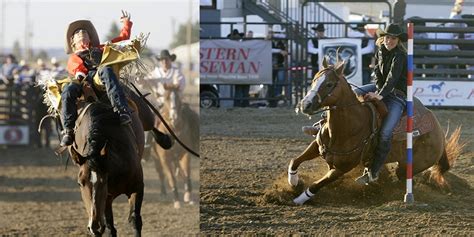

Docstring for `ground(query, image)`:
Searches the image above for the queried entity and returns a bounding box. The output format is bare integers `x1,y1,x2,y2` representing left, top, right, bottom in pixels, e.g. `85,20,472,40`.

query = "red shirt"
67,20,133,80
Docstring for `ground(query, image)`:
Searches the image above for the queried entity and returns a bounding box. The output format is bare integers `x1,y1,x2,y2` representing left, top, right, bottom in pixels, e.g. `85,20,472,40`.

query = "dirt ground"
0,140,199,236
200,107,473,235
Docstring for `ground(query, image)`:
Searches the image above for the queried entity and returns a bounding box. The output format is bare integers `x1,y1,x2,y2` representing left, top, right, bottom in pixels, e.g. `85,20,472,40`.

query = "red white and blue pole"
404,23,415,204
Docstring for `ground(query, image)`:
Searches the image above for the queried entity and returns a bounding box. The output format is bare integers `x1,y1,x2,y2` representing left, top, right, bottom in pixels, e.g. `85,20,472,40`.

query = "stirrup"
302,126,320,136
355,168,378,185
119,113,132,125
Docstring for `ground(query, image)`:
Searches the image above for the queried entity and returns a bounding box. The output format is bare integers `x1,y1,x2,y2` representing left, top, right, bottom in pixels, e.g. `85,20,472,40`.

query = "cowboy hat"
311,23,325,32
64,20,100,54
156,50,177,62
378,23,407,42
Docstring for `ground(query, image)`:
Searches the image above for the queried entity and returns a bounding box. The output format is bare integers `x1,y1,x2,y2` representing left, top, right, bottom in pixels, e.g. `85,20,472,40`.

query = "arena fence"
0,81,39,146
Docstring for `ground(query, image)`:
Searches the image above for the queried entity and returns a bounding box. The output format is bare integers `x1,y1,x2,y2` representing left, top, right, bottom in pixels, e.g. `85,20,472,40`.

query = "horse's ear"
335,60,346,75
322,56,329,69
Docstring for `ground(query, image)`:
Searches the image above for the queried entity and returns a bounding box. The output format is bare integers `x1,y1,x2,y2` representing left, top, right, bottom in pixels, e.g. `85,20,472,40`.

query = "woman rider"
354,23,408,184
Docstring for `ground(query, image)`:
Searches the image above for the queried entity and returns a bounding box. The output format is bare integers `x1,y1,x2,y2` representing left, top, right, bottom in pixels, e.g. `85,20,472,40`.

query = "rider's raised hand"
120,10,131,22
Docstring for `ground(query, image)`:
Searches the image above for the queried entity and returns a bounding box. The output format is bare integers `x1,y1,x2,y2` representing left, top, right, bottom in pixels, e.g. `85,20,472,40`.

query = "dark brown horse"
152,89,199,208
288,58,462,205
69,95,148,236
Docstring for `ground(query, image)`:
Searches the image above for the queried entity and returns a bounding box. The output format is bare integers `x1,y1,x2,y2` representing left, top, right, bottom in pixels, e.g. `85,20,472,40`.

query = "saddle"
392,98,435,141
366,97,436,141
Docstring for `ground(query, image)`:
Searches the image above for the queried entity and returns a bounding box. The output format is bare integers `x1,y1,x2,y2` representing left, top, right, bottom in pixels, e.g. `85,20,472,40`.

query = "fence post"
404,22,414,204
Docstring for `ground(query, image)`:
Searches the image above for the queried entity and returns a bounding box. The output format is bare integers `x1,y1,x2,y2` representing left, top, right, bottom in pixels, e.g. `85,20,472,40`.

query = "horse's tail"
430,126,464,187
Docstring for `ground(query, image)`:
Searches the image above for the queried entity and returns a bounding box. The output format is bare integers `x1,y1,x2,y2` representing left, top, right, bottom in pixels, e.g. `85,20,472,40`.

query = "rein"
130,82,200,158
307,68,378,156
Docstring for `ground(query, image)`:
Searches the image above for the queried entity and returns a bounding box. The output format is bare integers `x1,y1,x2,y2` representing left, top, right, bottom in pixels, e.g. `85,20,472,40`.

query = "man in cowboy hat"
307,24,326,79
59,10,133,146
148,49,185,106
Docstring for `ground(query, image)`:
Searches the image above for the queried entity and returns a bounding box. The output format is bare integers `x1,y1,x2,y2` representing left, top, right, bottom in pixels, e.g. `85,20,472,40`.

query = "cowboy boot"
302,118,326,136
355,139,391,185
151,128,173,150
60,128,74,147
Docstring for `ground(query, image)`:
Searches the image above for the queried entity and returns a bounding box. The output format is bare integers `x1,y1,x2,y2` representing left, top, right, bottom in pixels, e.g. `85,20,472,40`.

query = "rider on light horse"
301,24,408,186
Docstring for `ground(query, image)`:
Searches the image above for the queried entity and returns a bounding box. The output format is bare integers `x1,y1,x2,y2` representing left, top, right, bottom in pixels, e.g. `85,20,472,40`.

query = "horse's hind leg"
294,168,344,205
128,188,144,237
288,140,320,187
104,197,117,237
179,153,193,204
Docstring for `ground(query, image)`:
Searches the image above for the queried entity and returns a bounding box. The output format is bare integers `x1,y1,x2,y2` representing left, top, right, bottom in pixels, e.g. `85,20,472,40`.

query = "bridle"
310,67,342,105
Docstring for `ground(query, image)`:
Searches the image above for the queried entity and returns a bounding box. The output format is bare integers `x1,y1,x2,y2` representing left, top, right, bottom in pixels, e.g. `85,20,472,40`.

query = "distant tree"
169,21,199,49
12,40,22,60
106,22,121,41
35,50,49,61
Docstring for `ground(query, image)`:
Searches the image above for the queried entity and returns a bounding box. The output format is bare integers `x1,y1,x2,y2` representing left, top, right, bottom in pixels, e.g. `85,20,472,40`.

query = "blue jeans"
353,83,406,174
274,69,285,97
61,66,129,129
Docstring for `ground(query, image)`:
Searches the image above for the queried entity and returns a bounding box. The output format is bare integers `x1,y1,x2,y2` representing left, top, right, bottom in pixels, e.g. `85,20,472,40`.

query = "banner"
200,39,272,84
413,80,474,107
0,126,29,145
318,38,363,86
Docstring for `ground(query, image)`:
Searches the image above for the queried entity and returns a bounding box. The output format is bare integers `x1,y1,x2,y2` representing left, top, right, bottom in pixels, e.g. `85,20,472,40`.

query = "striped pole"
404,23,415,204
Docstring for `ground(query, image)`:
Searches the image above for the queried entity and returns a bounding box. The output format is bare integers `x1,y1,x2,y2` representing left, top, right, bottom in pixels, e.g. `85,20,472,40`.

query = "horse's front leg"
179,153,194,204
288,140,320,187
104,196,117,237
128,188,144,237
294,168,344,205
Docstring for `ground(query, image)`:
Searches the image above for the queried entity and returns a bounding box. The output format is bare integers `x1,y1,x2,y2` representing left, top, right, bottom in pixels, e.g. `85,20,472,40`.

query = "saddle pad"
392,99,435,141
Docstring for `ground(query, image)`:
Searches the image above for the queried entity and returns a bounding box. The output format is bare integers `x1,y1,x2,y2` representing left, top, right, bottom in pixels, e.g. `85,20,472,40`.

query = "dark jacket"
373,45,407,98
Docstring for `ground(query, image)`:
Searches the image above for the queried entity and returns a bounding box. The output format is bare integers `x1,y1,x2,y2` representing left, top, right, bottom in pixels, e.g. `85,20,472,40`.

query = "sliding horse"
152,89,199,208
287,58,461,205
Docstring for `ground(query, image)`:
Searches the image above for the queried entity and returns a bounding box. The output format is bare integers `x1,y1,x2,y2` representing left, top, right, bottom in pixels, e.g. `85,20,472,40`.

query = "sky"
0,0,198,52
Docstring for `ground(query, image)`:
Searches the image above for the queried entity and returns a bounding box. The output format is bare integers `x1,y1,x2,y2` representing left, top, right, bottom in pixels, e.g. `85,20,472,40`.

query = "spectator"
1,54,19,84
234,31,253,107
307,24,326,79
50,57,67,78
349,22,375,84
266,29,288,107
227,29,244,40
245,30,254,38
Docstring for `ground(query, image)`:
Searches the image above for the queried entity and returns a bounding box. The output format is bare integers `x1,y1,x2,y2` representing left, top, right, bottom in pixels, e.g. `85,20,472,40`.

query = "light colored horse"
152,89,199,208
288,59,462,205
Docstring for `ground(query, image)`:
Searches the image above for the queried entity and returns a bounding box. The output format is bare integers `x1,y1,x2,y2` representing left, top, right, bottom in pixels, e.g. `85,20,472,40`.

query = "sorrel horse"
287,58,461,205
69,97,146,236
152,89,199,208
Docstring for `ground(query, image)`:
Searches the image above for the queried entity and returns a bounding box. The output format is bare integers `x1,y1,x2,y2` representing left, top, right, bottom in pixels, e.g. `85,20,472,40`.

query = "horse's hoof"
173,201,181,209
184,191,192,203
293,189,314,205
288,170,299,187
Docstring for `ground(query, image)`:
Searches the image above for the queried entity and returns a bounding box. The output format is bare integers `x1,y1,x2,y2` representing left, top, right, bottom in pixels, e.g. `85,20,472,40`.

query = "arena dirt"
0,141,199,236
200,107,473,235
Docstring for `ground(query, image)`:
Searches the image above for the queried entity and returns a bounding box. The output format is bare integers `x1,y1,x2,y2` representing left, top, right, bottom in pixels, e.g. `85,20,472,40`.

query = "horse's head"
76,155,108,236
163,89,182,128
72,104,110,236
300,57,347,115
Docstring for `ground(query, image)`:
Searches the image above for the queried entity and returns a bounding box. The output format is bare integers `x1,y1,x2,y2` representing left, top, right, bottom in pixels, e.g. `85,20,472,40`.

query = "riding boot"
302,118,326,136
151,128,173,150
60,128,74,147
369,139,391,178
355,138,391,185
